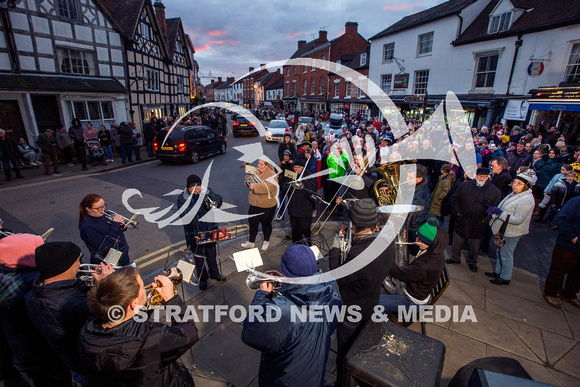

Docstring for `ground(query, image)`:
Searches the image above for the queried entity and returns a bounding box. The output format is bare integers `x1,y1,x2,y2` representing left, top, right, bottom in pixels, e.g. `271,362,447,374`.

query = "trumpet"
203,194,219,209
145,267,183,307
104,210,139,230
78,262,134,274
246,269,282,291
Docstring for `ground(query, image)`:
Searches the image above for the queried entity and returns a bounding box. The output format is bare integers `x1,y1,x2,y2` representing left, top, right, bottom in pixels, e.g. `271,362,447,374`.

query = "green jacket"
326,151,349,179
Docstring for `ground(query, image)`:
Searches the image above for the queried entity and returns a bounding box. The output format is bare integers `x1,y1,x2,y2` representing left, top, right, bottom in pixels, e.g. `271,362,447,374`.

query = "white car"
266,120,291,142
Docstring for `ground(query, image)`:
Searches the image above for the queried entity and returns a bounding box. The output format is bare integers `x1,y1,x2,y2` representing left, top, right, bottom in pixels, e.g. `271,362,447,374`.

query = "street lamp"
253,84,258,108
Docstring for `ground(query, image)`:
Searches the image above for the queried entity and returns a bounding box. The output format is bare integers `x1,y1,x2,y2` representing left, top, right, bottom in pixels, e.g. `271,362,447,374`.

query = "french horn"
145,267,183,307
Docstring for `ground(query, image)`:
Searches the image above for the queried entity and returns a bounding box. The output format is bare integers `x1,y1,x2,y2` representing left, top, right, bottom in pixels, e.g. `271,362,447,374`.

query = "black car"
154,125,227,163
232,114,259,137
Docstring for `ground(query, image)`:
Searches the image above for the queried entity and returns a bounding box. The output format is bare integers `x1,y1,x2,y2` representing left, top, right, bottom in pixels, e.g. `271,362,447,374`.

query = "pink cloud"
208,30,230,37
194,38,239,52
287,31,303,39
335,29,345,36
383,4,414,11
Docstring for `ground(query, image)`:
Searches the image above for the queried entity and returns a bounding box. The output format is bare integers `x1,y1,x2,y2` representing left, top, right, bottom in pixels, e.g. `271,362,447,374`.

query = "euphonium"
245,174,261,187
246,269,281,291
104,210,139,231
203,194,219,209
373,162,406,206
145,267,183,307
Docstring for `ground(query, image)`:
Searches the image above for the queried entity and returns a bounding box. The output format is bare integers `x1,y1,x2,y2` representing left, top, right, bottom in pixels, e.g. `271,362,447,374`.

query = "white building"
0,0,128,142
231,79,243,106
266,79,283,108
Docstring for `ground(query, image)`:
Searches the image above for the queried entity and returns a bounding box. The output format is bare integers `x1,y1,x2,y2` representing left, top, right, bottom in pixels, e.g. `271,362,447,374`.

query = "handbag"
492,214,511,247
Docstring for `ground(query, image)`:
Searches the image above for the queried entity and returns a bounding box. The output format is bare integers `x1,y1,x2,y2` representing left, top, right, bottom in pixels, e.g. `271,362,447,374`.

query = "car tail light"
154,142,158,151
178,143,186,152
233,121,239,127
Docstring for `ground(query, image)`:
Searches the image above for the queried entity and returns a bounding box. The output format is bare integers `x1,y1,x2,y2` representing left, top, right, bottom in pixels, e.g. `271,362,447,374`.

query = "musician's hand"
265,270,284,277
336,197,343,205
248,183,254,190
259,281,274,293
339,225,348,235
379,187,389,192
355,165,363,175
112,214,124,223
92,262,114,281
155,276,175,302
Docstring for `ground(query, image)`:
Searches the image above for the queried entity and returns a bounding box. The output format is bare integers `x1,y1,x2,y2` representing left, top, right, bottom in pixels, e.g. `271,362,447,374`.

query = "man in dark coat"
176,174,226,290
69,118,88,170
288,159,316,244
143,118,156,157
25,242,112,384
490,156,513,199
506,142,532,177
0,128,24,181
242,245,341,387
448,167,502,271
37,129,61,175
118,122,133,163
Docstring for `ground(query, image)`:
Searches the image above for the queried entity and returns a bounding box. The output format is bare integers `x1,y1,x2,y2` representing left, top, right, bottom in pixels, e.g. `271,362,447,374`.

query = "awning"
529,102,580,112
0,73,126,94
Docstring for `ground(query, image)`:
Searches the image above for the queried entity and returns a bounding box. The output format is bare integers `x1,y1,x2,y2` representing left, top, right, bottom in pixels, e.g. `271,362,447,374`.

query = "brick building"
328,46,371,117
283,22,369,113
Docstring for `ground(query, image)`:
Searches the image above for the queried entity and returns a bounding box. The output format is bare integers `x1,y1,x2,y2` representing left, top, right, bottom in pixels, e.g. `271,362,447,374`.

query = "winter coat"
409,178,432,234
55,130,73,149
78,296,198,387
0,135,20,160
555,197,580,253
36,133,58,155
242,281,341,387
549,179,579,209
132,127,143,146
389,225,449,300
490,189,535,237
288,170,316,218
491,170,513,199
25,278,91,373
277,141,296,161
80,214,130,265
506,150,531,176
83,127,98,141
118,124,133,145
534,156,564,189
329,233,395,320
98,130,112,146
451,179,501,239
249,167,278,208
176,188,222,250
430,174,453,217
69,125,85,146
326,151,349,179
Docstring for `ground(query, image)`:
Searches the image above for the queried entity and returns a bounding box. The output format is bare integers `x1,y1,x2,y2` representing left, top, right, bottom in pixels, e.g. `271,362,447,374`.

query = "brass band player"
176,174,226,291
79,194,131,266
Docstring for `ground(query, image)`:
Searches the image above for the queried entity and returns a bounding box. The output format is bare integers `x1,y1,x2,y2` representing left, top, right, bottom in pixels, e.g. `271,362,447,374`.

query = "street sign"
404,96,424,103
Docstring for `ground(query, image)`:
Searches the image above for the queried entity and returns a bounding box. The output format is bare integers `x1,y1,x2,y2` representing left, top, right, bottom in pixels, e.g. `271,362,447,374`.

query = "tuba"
373,162,406,206
145,267,183,307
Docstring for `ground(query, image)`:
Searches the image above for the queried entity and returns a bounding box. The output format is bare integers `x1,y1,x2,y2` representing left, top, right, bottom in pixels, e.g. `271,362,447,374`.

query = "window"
489,12,511,34
336,60,341,72
565,43,580,83
56,0,79,20
311,58,315,72
146,68,160,91
381,74,392,93
175,40,182,54
334,80,340,98
303,63,307,73
303,79,308,94
345,81,352,97
321,55,326,68
360,53,367,66
286,68,289,76
383,42,394,62
68,101,114,125
57,48,94,75
417,32,433,56
292,80,296,96
475,54,498,88
359,79,367,98
319,77,325,94
177,77,184,93
310,79,314,95
293,66,297,75
140,22,150,40
285,81,289,96
413,70,429,94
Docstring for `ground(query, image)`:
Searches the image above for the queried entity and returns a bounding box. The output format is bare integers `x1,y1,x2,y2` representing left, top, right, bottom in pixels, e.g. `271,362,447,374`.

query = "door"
0,100,25,142
31,95,61,134
203,127,219,153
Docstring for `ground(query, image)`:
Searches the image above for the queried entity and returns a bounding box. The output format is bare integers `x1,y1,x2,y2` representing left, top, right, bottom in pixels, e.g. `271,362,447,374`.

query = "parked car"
154,125,227,163
265,120,291,142
232,114,259,137
298,116,314,126
276,113,286,120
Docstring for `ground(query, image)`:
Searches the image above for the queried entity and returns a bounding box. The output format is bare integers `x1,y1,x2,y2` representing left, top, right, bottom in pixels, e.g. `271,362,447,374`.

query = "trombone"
104,210,139,231
274,157,311,221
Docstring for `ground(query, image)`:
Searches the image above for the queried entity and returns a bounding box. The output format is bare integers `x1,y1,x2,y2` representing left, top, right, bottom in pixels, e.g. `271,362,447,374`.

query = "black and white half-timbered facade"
0,0,128,142
100,0,194,129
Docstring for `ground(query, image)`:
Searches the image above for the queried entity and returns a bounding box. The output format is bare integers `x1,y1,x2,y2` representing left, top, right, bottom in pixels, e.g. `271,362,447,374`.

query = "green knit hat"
417,218,438,246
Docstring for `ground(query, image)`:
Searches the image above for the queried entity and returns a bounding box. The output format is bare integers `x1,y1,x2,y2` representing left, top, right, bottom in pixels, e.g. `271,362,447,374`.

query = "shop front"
529,87,580,141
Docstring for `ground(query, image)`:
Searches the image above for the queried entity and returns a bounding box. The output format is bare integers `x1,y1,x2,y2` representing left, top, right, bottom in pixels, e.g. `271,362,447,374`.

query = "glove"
485,206,502,216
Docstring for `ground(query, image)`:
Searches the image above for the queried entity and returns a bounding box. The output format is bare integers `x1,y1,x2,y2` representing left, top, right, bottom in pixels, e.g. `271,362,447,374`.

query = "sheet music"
177,260,195,284
233,248,263,272
310,245,323,261
104,248,123,266
284,170,297,180
245,165,257,174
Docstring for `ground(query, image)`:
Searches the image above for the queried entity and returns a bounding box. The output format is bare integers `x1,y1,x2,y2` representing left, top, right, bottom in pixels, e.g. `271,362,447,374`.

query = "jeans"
146,140,154,157
2,159,21,179
102,144,114,161
494,235,521,280
74,143,87,169
121,143,133,163
544,243,580,299
378,293,417,313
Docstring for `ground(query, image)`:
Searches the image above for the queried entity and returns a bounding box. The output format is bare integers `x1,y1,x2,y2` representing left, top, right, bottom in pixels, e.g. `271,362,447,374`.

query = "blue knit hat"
280,245,317,278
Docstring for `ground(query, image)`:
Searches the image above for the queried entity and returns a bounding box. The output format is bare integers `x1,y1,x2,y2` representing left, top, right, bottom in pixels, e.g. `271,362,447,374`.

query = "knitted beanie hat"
35,242,81,280
417,218,438,246
280,245,317,278
348,198,378,228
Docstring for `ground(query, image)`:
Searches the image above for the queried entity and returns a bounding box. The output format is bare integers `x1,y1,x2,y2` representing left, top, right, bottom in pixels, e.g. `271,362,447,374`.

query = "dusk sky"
163,0,448,84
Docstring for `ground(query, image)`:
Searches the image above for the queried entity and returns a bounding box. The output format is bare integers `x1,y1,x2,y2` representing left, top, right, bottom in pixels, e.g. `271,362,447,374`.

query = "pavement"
3,160,580,386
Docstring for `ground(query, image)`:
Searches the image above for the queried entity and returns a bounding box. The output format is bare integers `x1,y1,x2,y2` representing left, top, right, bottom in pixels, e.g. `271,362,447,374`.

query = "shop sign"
394,73,409,89
527,61,544,77
503,100,529,120
404,95,424,103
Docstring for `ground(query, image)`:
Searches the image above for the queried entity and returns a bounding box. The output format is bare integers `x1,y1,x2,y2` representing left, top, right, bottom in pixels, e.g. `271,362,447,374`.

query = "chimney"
345,22,358,35
227,77,234,82
153,1,167,40
249,66,254,72
298,40,306,49
217,77,222,83
319,30,327,42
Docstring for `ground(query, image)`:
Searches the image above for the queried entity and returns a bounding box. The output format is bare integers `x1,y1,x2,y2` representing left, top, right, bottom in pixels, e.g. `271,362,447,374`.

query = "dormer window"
489,12,511,34
360,53,367,66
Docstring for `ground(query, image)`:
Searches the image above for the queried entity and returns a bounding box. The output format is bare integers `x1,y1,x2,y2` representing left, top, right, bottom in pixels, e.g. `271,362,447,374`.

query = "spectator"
546,126,561,148
544,170,579,227
118,122,133,163
143,118,156,157
543,196,580,309
17,137,41,166
109,123,121,157
130,122,143,161
98,124,114,162
429,164,455,225
56,125,75,167
447,167,502,272
534,148,564,202
69,118,88,171
277,133,296,163
37,129,61,176
490,157,513,199
83,123,98,142
506,142,532,177
0,129,24,181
